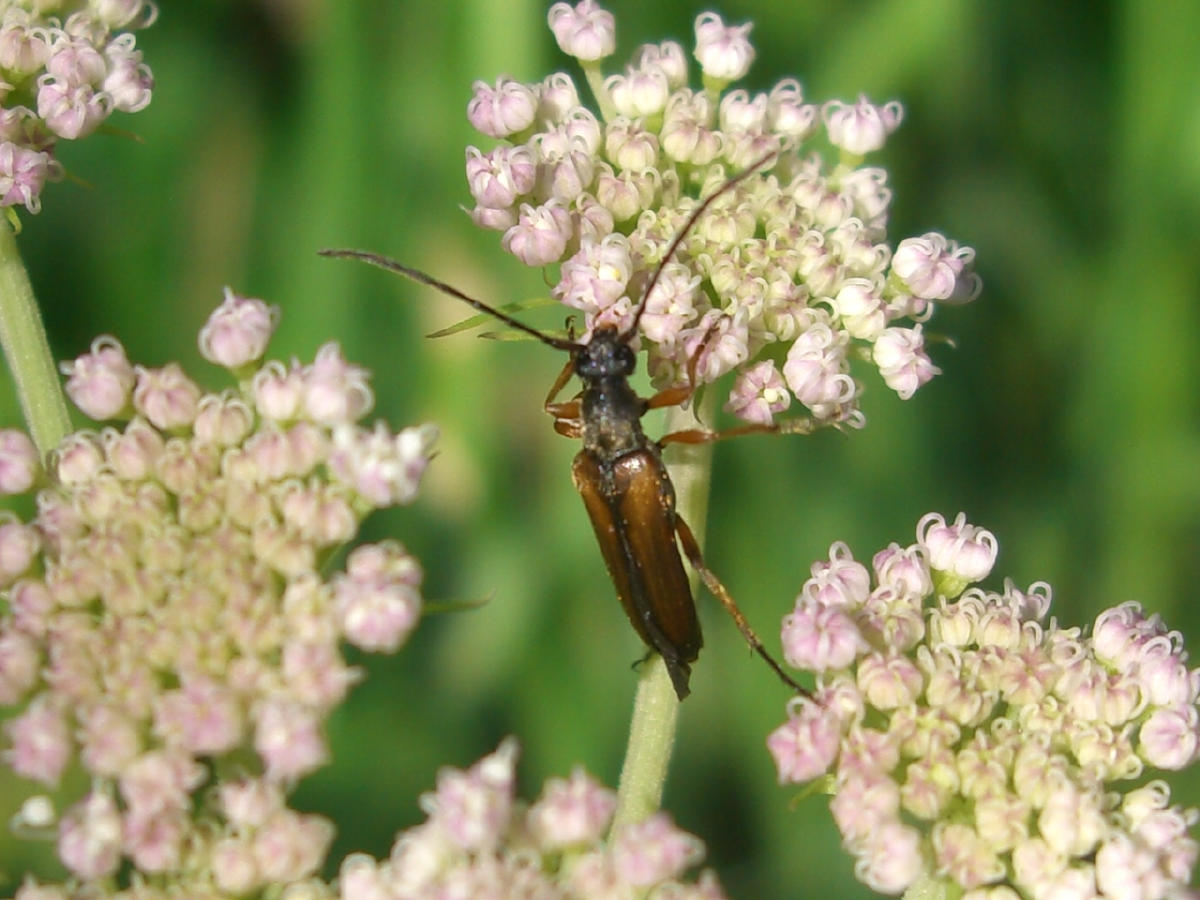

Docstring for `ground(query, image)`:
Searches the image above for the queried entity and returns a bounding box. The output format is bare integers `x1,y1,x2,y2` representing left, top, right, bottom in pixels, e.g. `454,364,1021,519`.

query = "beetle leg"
554,417,584,438
658,411,842,447
543,358,577,411
673,515,808,695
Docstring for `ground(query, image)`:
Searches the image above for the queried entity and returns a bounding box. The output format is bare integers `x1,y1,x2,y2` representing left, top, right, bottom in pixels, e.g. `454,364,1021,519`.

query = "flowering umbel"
0,0,156,214
768,514,1200,898
0,289,437,894
465,1,980,428
335,739,726,899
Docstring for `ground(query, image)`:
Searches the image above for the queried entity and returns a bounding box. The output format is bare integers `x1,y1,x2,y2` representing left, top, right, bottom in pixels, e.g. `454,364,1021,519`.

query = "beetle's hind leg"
673,515,808,696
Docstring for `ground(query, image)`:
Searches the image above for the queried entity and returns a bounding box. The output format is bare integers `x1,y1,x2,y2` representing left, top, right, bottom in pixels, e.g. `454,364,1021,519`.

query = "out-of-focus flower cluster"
0,0,155,214
1,289,436,896
767,514,1200,899
465,0,980,427
333,739,725,900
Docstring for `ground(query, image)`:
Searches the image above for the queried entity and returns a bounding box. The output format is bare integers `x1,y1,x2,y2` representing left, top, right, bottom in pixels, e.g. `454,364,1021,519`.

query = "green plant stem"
611,390,716,829
0,224,70,455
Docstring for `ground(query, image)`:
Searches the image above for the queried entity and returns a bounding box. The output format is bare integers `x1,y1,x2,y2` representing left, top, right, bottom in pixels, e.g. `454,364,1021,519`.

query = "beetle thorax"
575,327,647,459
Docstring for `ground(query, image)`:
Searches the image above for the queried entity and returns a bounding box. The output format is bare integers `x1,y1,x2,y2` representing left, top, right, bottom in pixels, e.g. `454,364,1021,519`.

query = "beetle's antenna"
319,249,579,353
621,150,779,344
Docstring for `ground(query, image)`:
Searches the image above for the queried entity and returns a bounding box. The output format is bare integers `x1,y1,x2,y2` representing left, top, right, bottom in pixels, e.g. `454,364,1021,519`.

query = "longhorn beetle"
322,155,828,699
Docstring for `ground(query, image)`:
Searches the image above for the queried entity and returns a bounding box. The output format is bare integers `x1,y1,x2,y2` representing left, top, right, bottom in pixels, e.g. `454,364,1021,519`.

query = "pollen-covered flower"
0,289,436,895
0,2,155,214
466,0,979,430
768,515,1200,899
332,740,726,897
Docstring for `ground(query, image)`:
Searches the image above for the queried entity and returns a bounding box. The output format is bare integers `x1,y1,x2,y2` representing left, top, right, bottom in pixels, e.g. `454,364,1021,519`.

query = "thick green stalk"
611,390,716,828
0,224,70,455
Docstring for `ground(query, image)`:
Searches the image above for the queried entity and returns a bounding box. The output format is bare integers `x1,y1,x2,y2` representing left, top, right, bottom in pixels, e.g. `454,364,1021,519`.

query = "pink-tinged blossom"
6,694,71,785
132,362,201,430
252,809,335,883
725,359,791,424
37,78,110,139
892,233,981,304
918,512,998,595
527,769,617,849
61,335,135,420
783,322,854,416
198,288,279,368
547,0,616,61
502,200,572,266
1140,705,1200,769
328,422,436,507
0,516,39,583
303,342,373,425
692,12,754,82
555,233,633,313
332,541,423,652
0,629,39,704
873,325,940,399
767,698,841,782
466,76,537,138
0,428,38,494
57,791,122,880
781,600,866,672
252,359,305,421
853,820,924,894
611,813,705,887
0,142,54,212
767,79,818,141
254,700,328,781
607,65,671,118
153,675,244,755
422,738,518,851
464,144,536,210
823,95,904,156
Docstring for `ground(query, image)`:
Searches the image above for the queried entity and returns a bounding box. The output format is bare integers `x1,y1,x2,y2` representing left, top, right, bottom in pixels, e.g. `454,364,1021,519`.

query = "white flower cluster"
465,0,980,426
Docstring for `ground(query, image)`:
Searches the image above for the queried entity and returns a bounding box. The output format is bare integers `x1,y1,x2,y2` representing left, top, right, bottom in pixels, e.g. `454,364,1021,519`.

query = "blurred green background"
3,0,1200,896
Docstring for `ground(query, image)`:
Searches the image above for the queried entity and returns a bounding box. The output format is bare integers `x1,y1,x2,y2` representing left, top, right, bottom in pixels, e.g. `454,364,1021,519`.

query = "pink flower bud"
892,233,981,303
57,791,122,880
693,12,754,82
198,288,279,368
0,428,39,494
254,700,328,781
0,142,53,213
467,76,537,138
537,72,581,123
767,699,841,782
783,323,855,414
547,1,616,62
37,78,110,139
422,738,518,851
252,809,334,882
464,144,536,210
873,325,939,399
62,335,134,420
918,512,998,592
822,94,903,156
100,39,150,110
0,516,39,583
1140,705,1200,769
502,200,572,266
303,342,373,425
211,836,260,894
527,768,616,849
767,79,818,141
6,695,70,786
606,66,670,119
0,629,39,704
782,599,867,672
133,362,201,430
611,813,705,887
